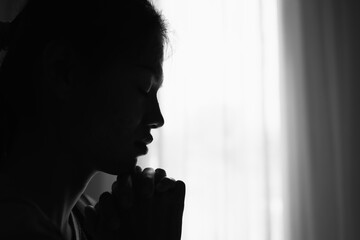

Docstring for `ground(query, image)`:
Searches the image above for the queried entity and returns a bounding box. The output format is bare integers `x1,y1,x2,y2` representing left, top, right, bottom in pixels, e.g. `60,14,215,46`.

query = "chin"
100,156,138,176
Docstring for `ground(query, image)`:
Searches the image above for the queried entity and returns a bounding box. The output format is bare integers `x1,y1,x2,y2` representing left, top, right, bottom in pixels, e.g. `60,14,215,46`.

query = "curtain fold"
280,0,360,239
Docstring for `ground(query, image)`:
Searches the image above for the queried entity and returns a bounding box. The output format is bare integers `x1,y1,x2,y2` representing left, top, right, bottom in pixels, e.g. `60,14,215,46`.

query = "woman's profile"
0,0,185,239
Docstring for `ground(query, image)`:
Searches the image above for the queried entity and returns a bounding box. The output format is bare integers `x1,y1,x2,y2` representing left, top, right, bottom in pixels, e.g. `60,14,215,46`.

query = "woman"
0,0,185,239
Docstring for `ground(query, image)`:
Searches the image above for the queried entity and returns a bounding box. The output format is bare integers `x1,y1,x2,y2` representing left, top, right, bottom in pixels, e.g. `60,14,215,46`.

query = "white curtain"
140,0,287,239
144,0,360,239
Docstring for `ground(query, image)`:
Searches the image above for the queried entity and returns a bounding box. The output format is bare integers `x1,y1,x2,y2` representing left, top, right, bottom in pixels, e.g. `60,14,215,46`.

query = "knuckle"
135,165,142,173
155,168,166,175
143,167,155,174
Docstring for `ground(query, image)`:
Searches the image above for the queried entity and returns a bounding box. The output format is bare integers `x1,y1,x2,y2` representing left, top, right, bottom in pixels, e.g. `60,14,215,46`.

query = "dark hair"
0,0,168,169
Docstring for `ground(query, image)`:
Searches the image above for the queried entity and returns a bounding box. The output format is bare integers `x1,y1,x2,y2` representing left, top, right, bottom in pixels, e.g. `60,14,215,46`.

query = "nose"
146,98,164,129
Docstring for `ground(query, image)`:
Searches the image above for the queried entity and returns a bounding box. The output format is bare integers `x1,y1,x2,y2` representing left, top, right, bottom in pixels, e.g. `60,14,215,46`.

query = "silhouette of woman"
0,0,185,239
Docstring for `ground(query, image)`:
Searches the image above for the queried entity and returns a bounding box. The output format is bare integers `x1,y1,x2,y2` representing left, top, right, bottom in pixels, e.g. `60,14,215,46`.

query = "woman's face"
62,45,164,176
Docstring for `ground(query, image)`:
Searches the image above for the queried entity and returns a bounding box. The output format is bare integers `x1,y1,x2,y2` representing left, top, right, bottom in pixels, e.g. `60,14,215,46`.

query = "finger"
98,192,115,217
130,168,156,238
116,173,132,186
84,205,121,237
168,181,186,240
151,180,185,240
131,165,143,188
156,177,176,193
152,192,168,240
134,167,155,199
97,192,121,231
112,175,133,210
143,168,155,197
173,180,186,204
143,167,155,179
154,168,167,186
84,205,98,237
135,165,142,175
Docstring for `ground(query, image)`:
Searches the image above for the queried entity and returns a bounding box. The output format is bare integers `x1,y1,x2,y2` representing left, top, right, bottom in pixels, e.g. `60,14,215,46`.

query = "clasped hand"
84,166,186,240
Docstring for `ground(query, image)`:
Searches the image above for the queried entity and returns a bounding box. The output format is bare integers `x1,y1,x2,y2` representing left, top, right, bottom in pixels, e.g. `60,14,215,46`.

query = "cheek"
108,91,145,128
86,75,146,146
93,97,144,141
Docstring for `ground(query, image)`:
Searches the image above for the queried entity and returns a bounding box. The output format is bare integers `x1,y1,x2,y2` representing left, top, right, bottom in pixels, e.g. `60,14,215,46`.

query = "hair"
0,0,168,169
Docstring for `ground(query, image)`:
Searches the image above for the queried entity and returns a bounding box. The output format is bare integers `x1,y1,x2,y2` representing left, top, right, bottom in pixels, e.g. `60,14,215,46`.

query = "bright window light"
139,0,285,239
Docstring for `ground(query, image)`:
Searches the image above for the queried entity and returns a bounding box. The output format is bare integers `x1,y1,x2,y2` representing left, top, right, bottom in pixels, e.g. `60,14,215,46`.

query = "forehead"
99,31,165,86
123,40,164,87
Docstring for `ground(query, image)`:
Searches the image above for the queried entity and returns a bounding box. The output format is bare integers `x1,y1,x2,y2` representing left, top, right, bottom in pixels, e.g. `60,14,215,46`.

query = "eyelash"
138,85,151,96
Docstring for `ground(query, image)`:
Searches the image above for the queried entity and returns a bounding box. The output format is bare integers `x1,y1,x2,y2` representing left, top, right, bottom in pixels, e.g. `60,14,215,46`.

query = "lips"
142,135,153,145
134,134,153,155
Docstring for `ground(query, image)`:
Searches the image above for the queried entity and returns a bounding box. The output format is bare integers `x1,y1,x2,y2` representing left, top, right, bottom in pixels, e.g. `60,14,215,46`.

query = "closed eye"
138,80,152,96
134,68,156,96
138,86,150,96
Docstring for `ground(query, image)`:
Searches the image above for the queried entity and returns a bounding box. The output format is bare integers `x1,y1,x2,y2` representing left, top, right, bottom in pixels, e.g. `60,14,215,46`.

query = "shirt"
0,192,96,240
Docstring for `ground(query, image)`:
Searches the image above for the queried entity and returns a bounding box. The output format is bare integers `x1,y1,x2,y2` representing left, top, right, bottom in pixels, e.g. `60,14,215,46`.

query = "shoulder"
0,196,63,240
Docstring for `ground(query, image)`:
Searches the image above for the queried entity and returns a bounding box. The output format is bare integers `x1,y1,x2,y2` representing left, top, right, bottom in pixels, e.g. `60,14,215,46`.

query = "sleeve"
0,200,64,240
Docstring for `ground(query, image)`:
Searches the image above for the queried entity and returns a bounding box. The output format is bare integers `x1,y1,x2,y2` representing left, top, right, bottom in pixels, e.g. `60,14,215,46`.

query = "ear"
42,41,74,101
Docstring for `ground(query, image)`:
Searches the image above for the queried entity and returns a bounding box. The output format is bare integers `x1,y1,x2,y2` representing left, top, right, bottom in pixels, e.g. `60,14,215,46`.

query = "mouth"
142,135,153,145
133,134,153,156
